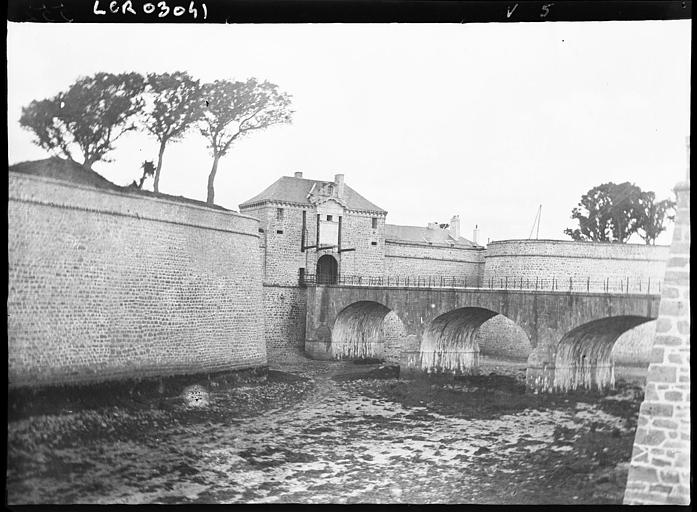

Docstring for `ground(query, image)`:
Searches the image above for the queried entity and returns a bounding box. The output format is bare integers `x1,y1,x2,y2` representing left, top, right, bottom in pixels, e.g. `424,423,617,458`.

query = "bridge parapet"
302,273,661,295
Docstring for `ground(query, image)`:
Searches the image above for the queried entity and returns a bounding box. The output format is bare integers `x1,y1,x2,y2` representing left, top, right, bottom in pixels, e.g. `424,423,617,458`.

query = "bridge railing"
301,273,661,295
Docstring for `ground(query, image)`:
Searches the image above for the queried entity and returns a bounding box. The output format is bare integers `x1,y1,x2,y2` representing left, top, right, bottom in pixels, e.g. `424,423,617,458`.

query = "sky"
7,20,691,245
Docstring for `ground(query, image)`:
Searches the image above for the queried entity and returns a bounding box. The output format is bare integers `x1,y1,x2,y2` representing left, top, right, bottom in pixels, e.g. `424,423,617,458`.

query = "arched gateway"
316,254,338,284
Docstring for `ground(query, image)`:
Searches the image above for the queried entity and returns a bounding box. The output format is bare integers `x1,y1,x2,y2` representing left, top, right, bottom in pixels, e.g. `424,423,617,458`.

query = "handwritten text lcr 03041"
93,0,208,19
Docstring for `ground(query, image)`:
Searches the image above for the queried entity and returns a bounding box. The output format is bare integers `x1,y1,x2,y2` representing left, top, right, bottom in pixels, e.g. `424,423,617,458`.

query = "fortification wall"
625,181,690,505
8,172,266,388
384,241,485,283
339,211,386,278
484,240,668,291
263,285,307,361
242,203,307,287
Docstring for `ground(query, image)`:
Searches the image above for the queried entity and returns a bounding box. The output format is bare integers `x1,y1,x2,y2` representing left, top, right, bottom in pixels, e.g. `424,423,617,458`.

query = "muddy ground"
7,356,644,504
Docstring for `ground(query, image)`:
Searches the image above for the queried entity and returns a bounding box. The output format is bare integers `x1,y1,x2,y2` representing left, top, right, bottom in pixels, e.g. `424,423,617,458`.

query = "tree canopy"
636,191,676,245
199,78,293,204
143,72,204,192
564,182,674,244
19,72,294,205
20,72,146,169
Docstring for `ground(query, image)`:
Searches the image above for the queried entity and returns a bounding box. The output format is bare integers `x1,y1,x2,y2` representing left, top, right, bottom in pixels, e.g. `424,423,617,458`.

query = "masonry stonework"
240,174,389,356
475,315,533,361
263,285,307,361
243,203,308,286
484,240,668,292
8,172,266,388
384,241,485,283
338,212,387,277
238,172,671,374
624,180,690,505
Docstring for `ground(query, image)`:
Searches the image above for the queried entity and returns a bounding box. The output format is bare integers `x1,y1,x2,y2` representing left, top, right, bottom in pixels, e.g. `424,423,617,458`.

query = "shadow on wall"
381,311,407,364
331,301,407,361
419,307,499,374
330,304,656,384
467,315,654,386
553,316,654,392
475,315,655,368
475,315,533,362
611,320,656,367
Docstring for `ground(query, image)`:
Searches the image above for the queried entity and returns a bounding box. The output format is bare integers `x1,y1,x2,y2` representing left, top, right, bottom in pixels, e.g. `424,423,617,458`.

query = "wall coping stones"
488,239,670,249
9,171,261,238
386,239,486,251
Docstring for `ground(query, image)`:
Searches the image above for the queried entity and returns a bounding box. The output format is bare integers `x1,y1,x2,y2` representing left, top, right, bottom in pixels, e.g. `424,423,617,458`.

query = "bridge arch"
331,301,407,361
418,307,529,374
553,315,655,392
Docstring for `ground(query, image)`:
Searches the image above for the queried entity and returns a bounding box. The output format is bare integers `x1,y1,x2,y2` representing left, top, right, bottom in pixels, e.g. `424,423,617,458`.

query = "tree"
142,72,204,193
20,72,146,169
199,78,293,205
636,191,676,245
564,182,644,243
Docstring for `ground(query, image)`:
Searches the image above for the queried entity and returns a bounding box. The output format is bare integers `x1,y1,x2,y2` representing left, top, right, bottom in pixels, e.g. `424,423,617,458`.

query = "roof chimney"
472,224,480,245
449,215,460,239
294,171,303,178
427,221,438,230
334,174,345,198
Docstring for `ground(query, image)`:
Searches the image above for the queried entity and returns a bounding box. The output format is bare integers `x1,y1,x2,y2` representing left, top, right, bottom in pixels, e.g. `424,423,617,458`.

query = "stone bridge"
305,284,661,392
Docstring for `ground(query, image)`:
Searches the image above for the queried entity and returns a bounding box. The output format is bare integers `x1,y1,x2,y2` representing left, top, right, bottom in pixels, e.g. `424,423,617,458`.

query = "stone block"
650,457,672,467
636,428,666,446
658,301,685,317
652,418,678,430
654,335,684,346
666,494,691,505
676,321,690,335
650,347,665,363
655,318,675,334
667,257,689,268
646,365,677,383
667,353,684,364
640,402,673,417
662,286,680,299
664,390,683,402
659,470,680,484
663,270,690,287
648,484,673,495
627,465,658,484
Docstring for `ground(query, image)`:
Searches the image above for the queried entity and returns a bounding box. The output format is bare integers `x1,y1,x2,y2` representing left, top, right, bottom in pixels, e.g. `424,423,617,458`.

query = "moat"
7,355,645,504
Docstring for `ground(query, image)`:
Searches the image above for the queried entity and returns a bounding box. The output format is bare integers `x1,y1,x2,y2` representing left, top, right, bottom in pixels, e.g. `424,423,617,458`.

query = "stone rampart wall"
624,181,690,505
384,241,485,283
8,172,266,388
263,285,308,361
484,240,668,292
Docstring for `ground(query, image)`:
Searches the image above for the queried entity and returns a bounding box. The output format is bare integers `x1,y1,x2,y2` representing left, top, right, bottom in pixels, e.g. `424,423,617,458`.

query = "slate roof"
9,158,230,211
239,176,386,213
385,224,479,247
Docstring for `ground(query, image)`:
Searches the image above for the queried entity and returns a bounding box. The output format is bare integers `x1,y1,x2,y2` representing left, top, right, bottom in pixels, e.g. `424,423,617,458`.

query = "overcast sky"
7,20,691,245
